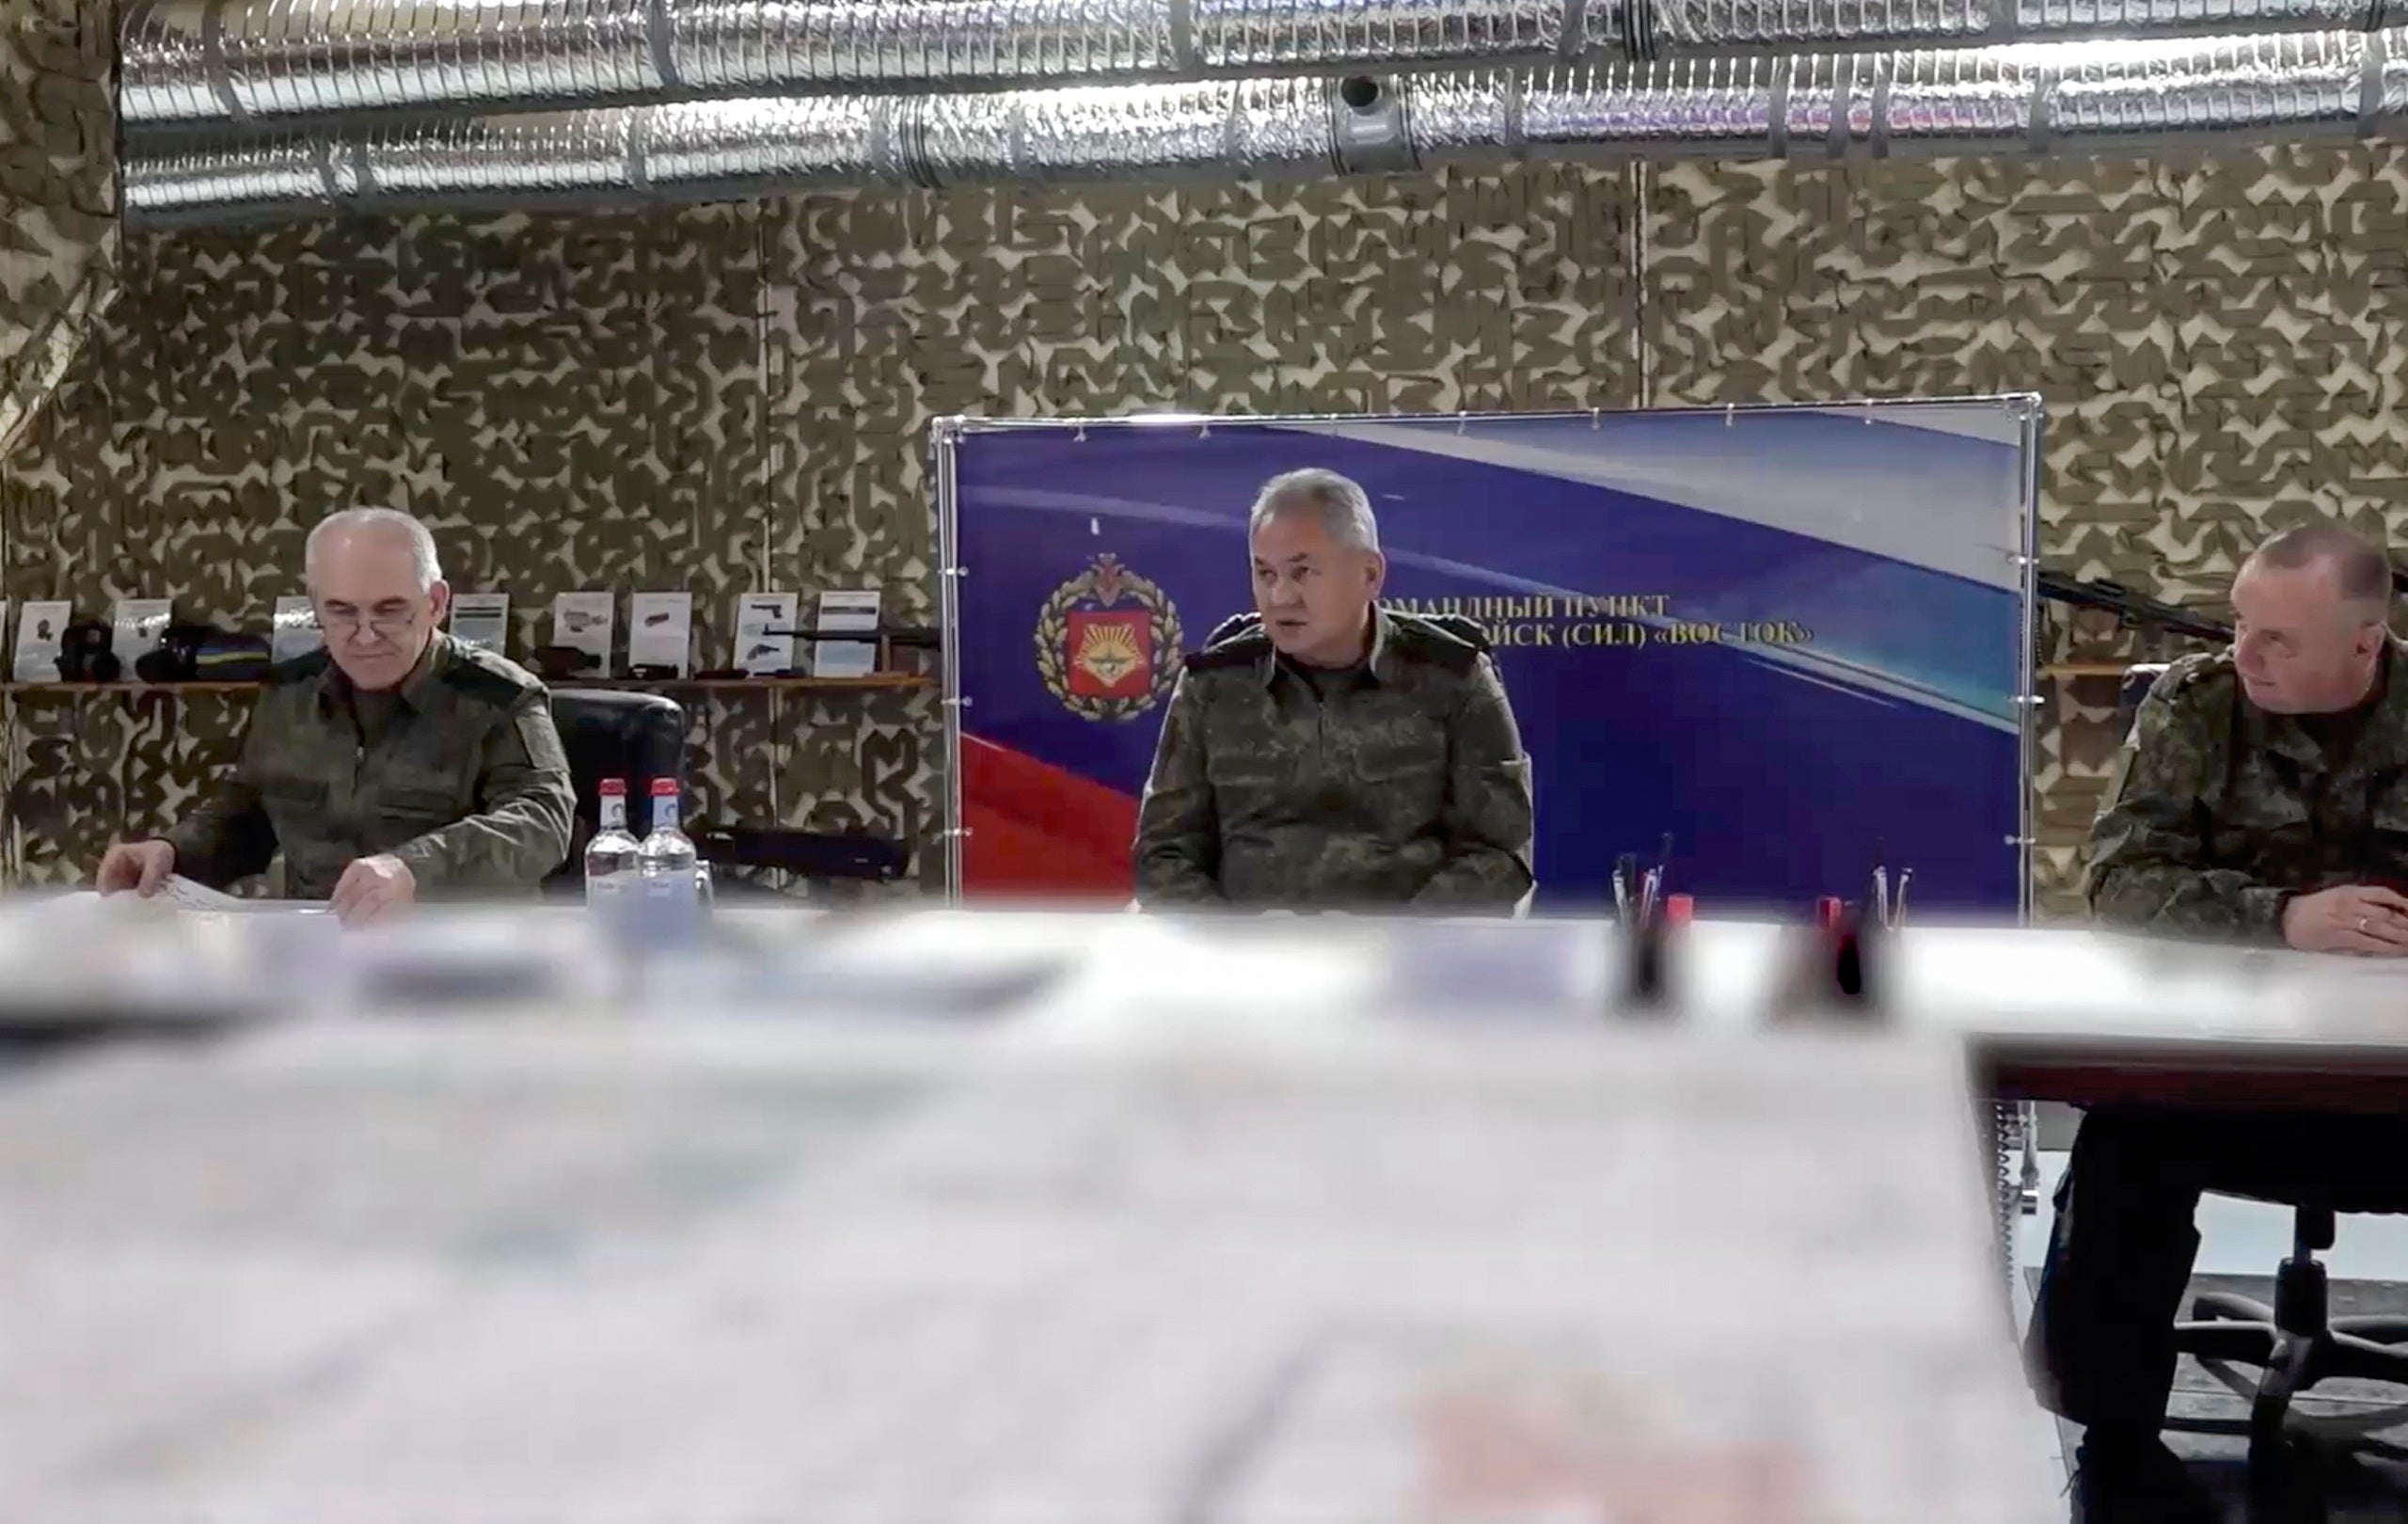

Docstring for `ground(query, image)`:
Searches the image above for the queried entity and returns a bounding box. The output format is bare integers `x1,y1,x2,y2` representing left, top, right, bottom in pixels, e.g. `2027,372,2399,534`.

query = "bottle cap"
1814,896,1844,930
649,778,679,798
599,778,627,799
1664,894,1693,927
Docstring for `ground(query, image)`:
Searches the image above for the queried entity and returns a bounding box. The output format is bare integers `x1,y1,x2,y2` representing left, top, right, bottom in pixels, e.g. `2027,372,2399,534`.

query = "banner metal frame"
930,396,2046,918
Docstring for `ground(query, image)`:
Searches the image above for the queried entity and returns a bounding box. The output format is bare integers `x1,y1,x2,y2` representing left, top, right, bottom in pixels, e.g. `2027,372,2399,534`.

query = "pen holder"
1615,895,1693,1018
1778,900,1880,1019
1620,909,1671,1014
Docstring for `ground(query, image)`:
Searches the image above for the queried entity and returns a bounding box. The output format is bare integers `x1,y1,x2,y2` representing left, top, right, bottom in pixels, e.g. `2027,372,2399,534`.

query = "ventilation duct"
122,30,2408,226
119,0,2400,130
124,78,1362,221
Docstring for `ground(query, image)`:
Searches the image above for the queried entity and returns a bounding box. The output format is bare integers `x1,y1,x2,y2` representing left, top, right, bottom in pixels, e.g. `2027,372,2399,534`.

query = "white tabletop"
0,984,2058,1523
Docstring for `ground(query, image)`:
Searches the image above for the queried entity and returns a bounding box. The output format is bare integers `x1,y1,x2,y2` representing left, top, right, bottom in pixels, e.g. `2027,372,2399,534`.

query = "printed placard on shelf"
735,593,799,676
13,602,68,683
113,598,173,663
812,590,881,679
550,592,615,676
628,593,694,677
449,593,510,656
272,596,325,664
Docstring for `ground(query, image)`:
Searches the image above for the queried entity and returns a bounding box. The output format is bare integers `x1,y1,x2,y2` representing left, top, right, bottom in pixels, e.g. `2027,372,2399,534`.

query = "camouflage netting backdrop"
0,0,113,460
10,143,2408,911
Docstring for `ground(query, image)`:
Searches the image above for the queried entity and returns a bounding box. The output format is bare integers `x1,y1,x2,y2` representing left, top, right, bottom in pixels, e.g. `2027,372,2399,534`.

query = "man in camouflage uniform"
2029,519,2408,1523
1133,468,1534,911
97,508,574,926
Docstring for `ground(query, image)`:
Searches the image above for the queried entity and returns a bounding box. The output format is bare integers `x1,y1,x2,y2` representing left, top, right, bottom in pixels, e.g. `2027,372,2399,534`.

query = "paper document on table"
158,876,325,915
0,1010,2057,1524
160,875,243,912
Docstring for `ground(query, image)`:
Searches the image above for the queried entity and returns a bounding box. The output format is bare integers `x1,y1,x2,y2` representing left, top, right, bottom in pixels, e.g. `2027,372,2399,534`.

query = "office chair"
544,689,688,893
546,689,906,898
2112,662,2408,1474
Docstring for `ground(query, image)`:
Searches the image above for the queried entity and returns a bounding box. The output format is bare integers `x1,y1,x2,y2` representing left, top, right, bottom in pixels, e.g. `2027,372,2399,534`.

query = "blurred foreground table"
0,902,2059,1523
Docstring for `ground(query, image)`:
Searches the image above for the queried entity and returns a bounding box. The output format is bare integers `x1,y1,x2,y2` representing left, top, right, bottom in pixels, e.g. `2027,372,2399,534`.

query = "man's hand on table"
330,854,418,928
2281,884,2408,956
96,839,176,897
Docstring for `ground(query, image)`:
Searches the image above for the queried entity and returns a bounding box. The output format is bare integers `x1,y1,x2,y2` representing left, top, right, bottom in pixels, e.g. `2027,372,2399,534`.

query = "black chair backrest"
2116,663,2169,744
546,689,688,886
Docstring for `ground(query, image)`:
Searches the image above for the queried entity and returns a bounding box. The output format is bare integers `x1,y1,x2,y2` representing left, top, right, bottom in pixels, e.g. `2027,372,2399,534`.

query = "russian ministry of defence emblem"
1036,554,1183,722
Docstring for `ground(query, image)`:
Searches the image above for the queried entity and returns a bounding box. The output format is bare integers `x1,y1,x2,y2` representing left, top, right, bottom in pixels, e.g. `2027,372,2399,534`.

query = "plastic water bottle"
635,778,701,949
583,778,641,930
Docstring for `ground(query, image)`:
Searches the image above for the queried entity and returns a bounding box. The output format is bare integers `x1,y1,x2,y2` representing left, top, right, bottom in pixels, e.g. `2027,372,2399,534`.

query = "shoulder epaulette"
267,648,332,685
1383,610,1488,675
2157,650,2236,697
1183,613,1272,674
1204,612,1259,647
440,642,546,704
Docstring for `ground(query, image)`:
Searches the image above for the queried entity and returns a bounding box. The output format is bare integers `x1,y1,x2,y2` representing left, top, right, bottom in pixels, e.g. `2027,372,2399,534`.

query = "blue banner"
949,404,2035,913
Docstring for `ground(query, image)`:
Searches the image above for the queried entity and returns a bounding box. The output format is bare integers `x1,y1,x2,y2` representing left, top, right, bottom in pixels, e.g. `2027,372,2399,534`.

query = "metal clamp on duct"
1331,75,1417,173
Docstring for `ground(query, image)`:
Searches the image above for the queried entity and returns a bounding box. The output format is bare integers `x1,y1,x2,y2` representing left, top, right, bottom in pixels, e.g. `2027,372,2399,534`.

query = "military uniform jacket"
1133,607,1536,911
2089,641,2408,943
165,634,576,899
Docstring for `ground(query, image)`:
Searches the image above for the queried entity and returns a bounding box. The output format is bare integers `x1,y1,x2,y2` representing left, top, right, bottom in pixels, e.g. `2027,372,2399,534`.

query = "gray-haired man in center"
1133,468,1536,911
97,508,575,925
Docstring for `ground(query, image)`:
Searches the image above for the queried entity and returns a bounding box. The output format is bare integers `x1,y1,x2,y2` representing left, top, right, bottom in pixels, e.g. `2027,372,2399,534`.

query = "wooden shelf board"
2038,662,2144,680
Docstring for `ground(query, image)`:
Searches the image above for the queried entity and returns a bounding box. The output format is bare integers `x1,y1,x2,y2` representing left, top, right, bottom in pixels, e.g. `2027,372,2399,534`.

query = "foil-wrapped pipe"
642,95,897,189
1009,82,1264,179
121,74,1362,218
671,0,1181,91
2041,30,2364,138
362,112,644,202
1519,56,1782,155
119,0,669,125
119,28,2408,226
118,0,2400,131
121,135,337,223
1508,28,2383,152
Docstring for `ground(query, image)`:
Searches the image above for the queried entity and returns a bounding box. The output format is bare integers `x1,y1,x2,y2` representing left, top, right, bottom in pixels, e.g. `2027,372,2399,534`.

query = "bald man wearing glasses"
96,508,574,925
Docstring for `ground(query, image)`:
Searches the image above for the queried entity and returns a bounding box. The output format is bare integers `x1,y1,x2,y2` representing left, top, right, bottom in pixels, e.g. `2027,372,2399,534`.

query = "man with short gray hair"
2030,516,2408,1520
96,508,574,924
1133,468,1535,911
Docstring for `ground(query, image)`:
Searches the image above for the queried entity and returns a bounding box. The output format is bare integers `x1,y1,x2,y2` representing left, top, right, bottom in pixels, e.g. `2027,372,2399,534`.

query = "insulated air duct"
121,30,2408,226
127,28,2408,226
119,0,2400,130
123,77,1365,220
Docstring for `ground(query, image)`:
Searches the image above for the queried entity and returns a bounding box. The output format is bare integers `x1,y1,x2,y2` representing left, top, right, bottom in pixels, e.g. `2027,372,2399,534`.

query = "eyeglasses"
315,609,420,640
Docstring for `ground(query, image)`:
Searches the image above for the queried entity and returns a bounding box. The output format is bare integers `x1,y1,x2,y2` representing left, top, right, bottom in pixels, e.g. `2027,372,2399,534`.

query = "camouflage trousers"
2025,1105,2408,1433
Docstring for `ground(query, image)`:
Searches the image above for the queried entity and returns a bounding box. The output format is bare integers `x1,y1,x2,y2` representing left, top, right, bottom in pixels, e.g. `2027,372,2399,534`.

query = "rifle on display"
2035,571,2233,645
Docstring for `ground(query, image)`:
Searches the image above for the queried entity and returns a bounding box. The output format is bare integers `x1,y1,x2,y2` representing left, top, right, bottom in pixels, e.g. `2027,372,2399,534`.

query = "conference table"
9,898,2405,1522
0,897,2090,1524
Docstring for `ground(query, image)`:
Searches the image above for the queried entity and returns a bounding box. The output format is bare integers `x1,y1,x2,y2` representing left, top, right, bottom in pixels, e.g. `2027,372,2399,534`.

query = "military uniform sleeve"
1133,670,1223,905
2087,670,2288,943
161,691,280,889
1411,655,1536,912
388,691,576,891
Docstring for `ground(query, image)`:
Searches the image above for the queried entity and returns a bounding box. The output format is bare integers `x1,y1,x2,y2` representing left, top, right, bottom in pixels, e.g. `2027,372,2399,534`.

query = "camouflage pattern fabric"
12,148,2408,908
2087,642,2408,942
1134,608,1534,910
0,0,117,459
164,634,574,897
